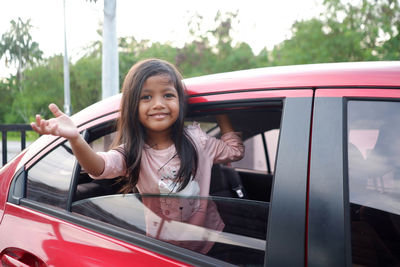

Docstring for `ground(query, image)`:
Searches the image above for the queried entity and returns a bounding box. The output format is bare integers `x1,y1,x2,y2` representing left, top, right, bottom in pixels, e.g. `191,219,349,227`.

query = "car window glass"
347,100,400,266
72,106,281,266
232,129,279,172
72,194,268,265
26,141,75,209
185,121,218,133
90,132,115,152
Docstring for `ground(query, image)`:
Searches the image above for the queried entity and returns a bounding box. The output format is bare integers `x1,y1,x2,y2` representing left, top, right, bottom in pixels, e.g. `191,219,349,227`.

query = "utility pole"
63,0,71,115
102,0,119,99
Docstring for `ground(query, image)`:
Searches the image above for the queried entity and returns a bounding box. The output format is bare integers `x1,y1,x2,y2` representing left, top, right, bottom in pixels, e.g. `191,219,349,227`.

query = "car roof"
184,61,400,96
71,61,400,126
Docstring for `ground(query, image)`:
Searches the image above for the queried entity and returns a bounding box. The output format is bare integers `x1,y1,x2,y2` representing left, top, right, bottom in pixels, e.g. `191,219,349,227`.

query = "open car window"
71,103,282,266
232,129,279,173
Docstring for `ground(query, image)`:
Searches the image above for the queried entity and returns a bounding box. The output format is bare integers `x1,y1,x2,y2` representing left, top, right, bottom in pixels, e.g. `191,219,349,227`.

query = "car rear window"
347,100,400,266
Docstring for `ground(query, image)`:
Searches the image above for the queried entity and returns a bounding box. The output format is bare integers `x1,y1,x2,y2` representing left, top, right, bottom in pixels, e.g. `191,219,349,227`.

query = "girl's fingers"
32,106,69,137
39,120,49,133
30,122,39,133
35,114,41,124
32,115,45,134
49,103,64,118
34,115,43,129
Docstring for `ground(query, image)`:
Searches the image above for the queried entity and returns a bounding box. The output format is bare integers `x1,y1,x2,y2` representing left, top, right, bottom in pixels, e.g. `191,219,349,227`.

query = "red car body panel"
316,88,400,98
185,61,400,95
0,154,24,223
0,204,188,266
189,89,313,104
1,61,400,266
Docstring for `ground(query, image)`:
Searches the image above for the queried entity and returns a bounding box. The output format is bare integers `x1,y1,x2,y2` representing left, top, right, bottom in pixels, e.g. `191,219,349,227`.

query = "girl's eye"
140,95,151,100
164,93,176,99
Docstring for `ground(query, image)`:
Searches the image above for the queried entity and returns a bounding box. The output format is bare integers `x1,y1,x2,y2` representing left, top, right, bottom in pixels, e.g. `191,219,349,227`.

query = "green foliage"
0,18,43,91
70,55,102,112
271,19,334,65
118,37,180,86
177,41,217,77
177,11,268,77
6,55,64,123
0,78,14,123
271,0,400,65
254,48,270,68
0,18,43,68
3,131,39,142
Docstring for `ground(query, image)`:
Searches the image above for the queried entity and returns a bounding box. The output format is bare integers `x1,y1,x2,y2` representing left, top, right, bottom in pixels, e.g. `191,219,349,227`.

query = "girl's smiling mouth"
149,113,169,119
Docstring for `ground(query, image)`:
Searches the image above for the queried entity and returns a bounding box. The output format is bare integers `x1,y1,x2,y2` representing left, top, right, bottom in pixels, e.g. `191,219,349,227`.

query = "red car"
1,61,400,266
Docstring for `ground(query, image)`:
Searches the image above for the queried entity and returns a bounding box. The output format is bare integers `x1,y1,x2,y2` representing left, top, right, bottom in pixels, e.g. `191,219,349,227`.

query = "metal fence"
1,124,33,166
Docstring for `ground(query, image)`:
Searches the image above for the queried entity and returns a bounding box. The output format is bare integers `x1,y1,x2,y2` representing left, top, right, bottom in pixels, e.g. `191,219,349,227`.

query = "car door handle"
0,248,46,267
1,253,31,267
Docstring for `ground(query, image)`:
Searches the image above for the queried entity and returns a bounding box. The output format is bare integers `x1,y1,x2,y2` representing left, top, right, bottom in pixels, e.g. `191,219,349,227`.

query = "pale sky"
0,0,324,77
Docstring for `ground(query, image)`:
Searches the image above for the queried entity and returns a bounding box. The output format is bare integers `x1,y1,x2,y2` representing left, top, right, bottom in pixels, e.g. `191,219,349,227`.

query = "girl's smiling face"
138,74,180,138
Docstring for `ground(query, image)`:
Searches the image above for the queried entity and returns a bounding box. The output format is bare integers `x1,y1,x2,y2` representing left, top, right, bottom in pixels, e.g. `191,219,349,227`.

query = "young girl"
31,58,244,253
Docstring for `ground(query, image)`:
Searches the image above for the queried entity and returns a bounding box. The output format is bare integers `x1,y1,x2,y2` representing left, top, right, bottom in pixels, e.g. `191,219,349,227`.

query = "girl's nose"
152,96,166,109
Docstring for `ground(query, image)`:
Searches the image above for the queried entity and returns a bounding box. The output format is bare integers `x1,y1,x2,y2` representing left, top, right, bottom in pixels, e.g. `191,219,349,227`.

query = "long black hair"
114,58,198,193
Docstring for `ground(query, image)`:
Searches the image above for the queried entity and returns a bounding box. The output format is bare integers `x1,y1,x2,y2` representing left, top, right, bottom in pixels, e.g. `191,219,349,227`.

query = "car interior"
187,105,282,203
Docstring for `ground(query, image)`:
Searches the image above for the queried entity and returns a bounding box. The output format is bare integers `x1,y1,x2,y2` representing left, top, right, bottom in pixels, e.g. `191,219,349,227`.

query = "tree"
271,0,400,66
323,0,400,60
70,55,102,112
177,11,267,77
0,18,43,91
118,37,179,83
254,48,269,68
0,79,14,122
271,19,335,65
7,56,64,123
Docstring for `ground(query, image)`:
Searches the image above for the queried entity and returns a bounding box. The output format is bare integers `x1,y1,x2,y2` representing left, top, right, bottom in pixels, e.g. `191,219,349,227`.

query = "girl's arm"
31,104,105,176
197,113,243,163
68,135,105,176
215,114,234,135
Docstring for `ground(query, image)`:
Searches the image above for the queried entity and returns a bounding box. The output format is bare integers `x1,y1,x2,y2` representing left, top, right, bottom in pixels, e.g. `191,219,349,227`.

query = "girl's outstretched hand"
31,103,80,140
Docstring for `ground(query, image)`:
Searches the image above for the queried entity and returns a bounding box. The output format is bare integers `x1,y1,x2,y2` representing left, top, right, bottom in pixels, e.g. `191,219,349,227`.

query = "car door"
308,88,400,267
68,88,314,267
189,88,314,266
2,88,314,267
